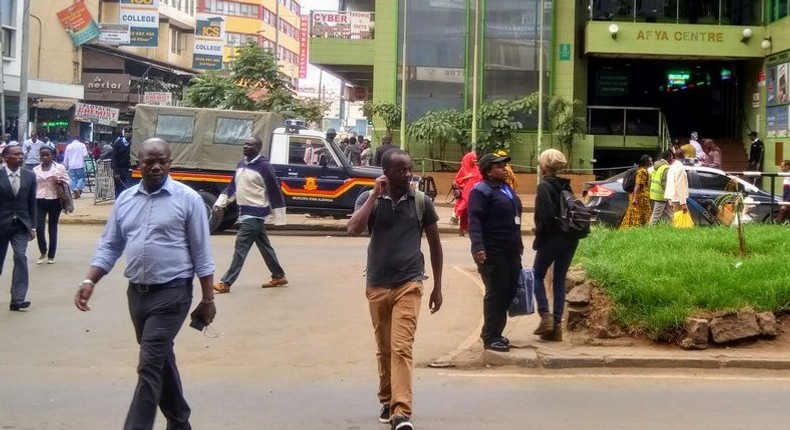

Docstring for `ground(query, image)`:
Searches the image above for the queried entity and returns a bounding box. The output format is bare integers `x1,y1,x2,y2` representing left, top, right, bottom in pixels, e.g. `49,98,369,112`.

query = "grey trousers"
649,200,673,225
221,217,285,285
0,221,30,305
125,284,192,430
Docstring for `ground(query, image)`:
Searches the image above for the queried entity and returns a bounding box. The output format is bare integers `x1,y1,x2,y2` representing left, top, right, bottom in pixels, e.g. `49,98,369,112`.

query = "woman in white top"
32,146,69,264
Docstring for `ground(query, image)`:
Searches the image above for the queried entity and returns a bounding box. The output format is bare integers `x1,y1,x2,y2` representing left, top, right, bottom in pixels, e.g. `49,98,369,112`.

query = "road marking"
438,372,790,382
428,266,485,367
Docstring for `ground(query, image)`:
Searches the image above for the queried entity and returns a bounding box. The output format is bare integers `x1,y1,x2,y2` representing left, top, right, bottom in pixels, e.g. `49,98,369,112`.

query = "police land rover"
131,104,383,232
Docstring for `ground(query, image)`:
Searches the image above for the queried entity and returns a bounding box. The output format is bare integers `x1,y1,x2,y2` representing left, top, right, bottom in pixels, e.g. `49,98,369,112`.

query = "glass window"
214,118,253,145
1,0,14,27
156,115,195,143
694,171,734,191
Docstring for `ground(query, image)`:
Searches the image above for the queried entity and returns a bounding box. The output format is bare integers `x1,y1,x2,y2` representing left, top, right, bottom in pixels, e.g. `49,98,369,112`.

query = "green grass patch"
575,225,790,339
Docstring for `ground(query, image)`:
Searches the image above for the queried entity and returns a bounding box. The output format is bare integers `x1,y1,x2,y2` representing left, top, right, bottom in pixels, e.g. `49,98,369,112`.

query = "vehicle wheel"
198,191,224,234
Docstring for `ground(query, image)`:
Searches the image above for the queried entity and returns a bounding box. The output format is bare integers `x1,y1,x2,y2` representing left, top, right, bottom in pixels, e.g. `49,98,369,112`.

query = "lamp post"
470,0,481,151
399,0,408,150
536,0,545,182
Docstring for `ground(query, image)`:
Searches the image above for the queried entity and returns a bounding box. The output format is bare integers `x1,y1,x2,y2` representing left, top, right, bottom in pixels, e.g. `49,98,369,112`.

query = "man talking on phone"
74,138,216,430
347,149,443,430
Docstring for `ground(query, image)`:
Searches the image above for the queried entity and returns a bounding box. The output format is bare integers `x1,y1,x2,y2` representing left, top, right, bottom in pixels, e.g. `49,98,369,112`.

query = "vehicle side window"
695,171,733,191
288,139,307,165
288,136,338,166
155,115,195,143
215,117,253,145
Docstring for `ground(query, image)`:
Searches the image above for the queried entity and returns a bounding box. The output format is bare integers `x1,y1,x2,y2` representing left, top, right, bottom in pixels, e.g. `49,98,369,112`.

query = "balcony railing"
588,106,671,148
588,0,761,25
309,10,375,40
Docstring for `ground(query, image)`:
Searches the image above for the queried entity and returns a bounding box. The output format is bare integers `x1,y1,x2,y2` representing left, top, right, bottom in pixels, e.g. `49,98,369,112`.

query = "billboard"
56,1,100,47
192,14,225,70
74,103,120,127
119,0,159,47
299,15,308,79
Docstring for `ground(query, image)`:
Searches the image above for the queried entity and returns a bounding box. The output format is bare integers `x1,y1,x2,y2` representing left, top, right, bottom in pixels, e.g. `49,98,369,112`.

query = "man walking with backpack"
347,149,443,430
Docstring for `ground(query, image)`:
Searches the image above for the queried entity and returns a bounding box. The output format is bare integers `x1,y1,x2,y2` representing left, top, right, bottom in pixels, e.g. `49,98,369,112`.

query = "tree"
714,191,748,256
476,99,526,154
407,109,468,170
369,102,401,136
547,96,587,167
184,42,329,124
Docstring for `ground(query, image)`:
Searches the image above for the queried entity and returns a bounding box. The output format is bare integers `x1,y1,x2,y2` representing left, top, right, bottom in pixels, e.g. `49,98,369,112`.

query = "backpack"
368,189,426,229
551,183,592,239
622,167,638,193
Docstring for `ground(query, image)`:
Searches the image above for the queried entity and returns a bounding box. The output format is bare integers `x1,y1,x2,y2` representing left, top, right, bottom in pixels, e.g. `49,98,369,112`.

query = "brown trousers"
366,280,423,419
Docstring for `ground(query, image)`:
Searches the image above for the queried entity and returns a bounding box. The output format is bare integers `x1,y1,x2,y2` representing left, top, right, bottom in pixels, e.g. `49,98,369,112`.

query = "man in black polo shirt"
347,149,443,430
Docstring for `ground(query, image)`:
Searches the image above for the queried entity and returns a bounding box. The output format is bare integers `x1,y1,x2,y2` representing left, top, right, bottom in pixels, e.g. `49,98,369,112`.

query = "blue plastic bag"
508,267,535,317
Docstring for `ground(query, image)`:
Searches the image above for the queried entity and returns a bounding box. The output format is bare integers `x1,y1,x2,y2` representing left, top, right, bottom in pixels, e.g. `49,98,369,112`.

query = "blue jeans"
533,235,579,325
220,217,285,285
68,167,86,192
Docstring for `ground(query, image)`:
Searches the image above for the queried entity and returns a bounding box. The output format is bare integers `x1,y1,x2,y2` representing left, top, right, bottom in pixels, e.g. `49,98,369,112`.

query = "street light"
399,0,409,150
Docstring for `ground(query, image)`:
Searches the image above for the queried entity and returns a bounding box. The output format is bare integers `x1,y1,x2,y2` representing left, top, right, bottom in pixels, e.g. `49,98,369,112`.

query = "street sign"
559,43,571,61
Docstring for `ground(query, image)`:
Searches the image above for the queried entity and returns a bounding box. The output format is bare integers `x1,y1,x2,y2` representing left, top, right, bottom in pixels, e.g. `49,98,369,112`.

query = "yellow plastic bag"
673,210,694,228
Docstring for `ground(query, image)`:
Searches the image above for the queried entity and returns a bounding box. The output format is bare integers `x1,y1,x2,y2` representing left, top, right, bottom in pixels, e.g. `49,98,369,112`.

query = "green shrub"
575,225,790,339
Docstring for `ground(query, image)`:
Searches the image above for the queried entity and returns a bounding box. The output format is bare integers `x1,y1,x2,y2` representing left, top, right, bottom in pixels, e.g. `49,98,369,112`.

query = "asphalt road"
2,226,790,429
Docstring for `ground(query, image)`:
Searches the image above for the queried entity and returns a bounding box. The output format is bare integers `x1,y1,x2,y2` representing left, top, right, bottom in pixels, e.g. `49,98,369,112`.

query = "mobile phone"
189,315,206,331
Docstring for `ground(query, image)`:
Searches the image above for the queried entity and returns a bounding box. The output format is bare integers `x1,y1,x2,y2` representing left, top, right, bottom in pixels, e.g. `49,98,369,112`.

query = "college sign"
56,1,100,47
74,103,120,127
192,14,225,70
119,0,159,47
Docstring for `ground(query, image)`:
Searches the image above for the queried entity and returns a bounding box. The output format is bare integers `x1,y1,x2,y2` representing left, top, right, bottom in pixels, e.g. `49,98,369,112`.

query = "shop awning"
34,98,77,110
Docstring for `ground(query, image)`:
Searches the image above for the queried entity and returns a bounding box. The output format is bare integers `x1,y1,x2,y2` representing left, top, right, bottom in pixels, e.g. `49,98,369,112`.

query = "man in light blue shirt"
74,138,216,430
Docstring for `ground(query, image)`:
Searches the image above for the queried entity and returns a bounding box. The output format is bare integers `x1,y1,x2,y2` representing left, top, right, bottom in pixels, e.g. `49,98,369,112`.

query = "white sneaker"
37,255,46,265
47,258,55,264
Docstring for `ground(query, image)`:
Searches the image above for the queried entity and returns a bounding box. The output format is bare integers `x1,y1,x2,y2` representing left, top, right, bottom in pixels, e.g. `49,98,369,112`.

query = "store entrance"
588,59,742,141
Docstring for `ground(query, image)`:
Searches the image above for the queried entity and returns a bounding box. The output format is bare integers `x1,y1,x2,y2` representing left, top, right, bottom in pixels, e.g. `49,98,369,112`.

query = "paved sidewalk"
61,191,538,235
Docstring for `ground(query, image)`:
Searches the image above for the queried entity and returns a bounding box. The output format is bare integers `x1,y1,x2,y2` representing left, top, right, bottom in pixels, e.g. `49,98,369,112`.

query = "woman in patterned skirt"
620,154,653,229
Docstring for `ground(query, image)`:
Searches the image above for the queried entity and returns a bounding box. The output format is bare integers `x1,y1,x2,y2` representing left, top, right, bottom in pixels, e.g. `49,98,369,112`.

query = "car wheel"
198,190,224,234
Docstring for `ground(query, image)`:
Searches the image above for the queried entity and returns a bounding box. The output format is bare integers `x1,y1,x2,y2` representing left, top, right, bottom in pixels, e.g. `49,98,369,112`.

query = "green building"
309,1,790,175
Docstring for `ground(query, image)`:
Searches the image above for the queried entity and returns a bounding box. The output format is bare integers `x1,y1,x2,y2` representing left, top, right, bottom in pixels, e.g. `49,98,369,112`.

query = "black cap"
749,131,758,137
326,128,337,135
478,153,511,173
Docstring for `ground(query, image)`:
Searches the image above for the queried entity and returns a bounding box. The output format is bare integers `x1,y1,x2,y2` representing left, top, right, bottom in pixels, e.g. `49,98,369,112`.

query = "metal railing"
309,10,375,40
587,105,665,142
588,0,761,25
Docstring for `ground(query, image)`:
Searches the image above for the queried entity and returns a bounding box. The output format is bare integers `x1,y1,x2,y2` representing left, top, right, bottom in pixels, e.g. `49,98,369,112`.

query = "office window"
1,0,15,59
170,28,183,55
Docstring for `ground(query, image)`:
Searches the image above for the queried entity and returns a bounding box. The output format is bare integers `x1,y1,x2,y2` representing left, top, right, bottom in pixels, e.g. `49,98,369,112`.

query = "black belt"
129,278,192,293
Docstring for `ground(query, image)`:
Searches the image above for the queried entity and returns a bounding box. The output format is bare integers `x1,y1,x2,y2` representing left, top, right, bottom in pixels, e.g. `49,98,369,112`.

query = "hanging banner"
299,15,309,79
119,0,159,47
143,91,173,105
192,14,225,70
98,23,131,45
74,103,120,127
56,1,100,47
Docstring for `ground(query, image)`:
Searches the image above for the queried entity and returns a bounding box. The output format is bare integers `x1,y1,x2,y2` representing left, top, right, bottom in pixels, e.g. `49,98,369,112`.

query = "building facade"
309,0,790,175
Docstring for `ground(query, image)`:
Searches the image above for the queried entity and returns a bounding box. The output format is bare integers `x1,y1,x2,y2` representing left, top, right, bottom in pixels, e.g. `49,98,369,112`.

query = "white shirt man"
689,132,703,162
23,133,43,169
664,151,689,212
64,138,89,198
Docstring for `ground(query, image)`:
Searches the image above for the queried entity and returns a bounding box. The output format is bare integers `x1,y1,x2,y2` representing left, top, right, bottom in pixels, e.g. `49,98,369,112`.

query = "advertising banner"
311,11,372,39
766,65,777,105
56,1,100,47
193,14,225,70
143,91,173,105
299,15,309,79
777,106,789,137
98,23,131,45
778,63,788,104
119,0,159,47
74,103,120,127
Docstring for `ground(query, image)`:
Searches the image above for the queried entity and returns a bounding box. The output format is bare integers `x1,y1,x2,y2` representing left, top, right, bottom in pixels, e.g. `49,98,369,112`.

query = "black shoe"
483,340,510,352
379,404,390,424
499,336,510,346
9,301,30,311
390,416,414,430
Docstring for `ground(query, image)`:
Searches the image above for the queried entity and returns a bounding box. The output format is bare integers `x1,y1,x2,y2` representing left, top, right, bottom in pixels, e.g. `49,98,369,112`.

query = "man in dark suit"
0,145,36,311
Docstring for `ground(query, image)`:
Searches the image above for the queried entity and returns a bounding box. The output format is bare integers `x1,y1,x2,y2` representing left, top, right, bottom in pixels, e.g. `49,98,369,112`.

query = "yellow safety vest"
649,163,669,201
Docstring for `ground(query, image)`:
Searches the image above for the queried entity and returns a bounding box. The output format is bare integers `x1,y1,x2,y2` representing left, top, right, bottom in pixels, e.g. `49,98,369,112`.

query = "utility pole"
274,0,280,60
18,0,31,142
398,0,408,150
536,0,545,182
0,2,6,135
470,0,480,152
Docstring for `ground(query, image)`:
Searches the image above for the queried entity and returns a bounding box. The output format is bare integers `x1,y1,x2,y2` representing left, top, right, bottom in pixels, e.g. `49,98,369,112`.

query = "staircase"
713,138,749,173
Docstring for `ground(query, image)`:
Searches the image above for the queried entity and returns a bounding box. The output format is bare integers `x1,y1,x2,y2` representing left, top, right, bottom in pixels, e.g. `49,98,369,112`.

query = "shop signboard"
193,14,225,70
119,0,159,47
143,92,173,105
83,73,131,95
299,15,309,79
56,1,101,47
311,11,372,39
414,66,464,84
74,103,120,127
98,23,131,45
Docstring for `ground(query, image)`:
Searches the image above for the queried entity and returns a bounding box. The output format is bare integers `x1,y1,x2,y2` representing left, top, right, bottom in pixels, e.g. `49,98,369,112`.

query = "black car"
584,166,781,227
